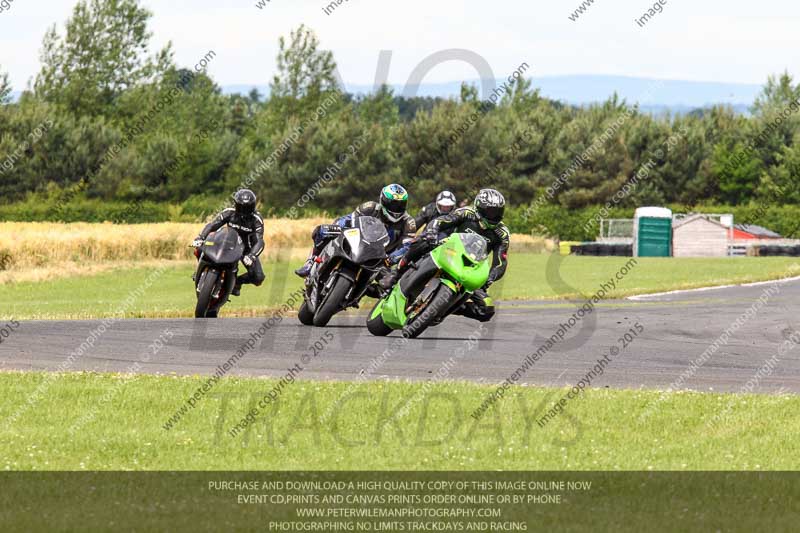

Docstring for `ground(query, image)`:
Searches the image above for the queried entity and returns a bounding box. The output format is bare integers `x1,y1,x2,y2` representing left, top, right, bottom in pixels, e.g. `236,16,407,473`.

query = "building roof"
734,224,781,238
635,206,672,219
673,214,728,230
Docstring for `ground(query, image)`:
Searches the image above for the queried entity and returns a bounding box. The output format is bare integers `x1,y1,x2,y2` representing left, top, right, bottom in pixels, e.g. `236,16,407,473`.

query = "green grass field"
1,254,798,320
1,372,797,470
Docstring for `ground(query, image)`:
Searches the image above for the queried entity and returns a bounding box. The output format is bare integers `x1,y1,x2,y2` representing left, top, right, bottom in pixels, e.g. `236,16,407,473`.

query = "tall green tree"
229,25,346,202
270,24,339,116
0,65,11,104
34,0,172,118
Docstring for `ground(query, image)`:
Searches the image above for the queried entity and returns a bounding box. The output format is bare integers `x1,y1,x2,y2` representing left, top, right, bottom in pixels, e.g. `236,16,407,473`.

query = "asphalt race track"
3,279,800,394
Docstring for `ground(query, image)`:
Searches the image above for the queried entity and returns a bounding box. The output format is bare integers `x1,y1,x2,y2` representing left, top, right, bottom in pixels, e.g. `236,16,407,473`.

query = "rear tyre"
403,284,456,339
195,269,220,318
367,302,392,336
298,301,315,325
313,275,353,327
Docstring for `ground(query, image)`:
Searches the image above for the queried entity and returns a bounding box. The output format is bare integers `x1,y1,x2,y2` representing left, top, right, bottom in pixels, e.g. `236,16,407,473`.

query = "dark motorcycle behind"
300,216,390,327
193,227,245,318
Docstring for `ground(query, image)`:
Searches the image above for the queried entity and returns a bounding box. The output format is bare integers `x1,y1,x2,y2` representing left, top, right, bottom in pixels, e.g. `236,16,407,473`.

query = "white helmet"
435,191,457,215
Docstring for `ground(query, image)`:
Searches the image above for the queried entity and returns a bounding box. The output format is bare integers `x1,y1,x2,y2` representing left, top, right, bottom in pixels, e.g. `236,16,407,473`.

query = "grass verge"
1,372,798,470
1,255,798,320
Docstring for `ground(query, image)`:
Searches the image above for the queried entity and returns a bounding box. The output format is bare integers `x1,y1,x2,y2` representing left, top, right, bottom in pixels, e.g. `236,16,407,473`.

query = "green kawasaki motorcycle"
367,233,491,338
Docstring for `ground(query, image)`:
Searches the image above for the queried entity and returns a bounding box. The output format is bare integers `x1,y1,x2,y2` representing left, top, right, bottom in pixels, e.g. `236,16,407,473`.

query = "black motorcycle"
192,226,245,318
299,216,390,327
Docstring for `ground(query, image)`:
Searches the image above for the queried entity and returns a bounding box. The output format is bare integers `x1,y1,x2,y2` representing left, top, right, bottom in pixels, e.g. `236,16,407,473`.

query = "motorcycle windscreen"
202,227,245,264
459,233,489,262
430,233,491,292
345,216,389,263
357,216,390,244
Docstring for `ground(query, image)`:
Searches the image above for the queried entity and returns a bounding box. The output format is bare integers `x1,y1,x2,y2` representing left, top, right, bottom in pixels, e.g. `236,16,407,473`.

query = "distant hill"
223,75,760,115
5,76,760,115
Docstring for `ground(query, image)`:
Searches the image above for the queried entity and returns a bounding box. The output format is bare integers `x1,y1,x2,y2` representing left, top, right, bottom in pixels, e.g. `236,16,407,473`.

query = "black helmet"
379,184,408,222
474,189,505,228
435,190,457,215
234,189,257,216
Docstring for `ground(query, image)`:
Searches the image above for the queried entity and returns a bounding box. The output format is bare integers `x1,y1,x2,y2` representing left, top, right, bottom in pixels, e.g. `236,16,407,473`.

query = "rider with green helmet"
295,184,417,277
379,188,510,321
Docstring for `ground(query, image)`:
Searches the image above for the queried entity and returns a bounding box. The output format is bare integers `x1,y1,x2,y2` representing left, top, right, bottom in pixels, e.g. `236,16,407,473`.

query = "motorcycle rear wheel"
298,300,315,325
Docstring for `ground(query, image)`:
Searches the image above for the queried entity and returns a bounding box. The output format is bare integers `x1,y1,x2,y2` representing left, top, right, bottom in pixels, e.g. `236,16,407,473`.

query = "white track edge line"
626,274,800,301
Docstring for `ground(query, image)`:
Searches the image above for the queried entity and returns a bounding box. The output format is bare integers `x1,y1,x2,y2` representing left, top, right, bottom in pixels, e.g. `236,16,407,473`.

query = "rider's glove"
192,237,204,247
242,255,255,267
424,228,439,243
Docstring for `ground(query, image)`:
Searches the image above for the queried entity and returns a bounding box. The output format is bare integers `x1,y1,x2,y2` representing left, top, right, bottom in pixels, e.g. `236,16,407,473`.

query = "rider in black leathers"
382,188,510,322
194,189,266,296
414,190,457,231
295,184,417,277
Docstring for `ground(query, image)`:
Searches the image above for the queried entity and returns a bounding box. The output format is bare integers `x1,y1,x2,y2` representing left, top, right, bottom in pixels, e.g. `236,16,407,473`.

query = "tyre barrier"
757,245,800,257
571,243,633,257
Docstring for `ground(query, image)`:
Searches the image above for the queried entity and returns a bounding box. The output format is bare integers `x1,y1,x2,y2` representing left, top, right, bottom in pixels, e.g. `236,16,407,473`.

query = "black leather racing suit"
311,201,417,262
198,208,266,287
398,206,510,321
414,202,442,231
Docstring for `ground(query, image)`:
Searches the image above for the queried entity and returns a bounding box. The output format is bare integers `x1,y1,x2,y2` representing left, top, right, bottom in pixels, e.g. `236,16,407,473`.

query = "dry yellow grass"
0,259,192,285
509,234,557,253
0,220,544,283
0,219,327,269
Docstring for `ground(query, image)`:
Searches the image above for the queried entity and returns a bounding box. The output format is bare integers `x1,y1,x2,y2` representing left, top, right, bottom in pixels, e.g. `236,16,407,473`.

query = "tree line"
1,0,799,227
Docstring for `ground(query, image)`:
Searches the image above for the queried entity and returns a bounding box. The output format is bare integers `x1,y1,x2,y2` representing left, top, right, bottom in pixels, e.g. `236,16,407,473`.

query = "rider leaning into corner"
381,188,510,322
414,190,457,230
294,183,417,278
193,189,266,296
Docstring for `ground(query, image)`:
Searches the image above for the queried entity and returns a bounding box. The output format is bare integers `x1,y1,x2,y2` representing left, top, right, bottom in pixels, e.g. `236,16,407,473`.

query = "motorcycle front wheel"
402,283,456,339
195,268,220,318
313,274,353,327
366,301,392,336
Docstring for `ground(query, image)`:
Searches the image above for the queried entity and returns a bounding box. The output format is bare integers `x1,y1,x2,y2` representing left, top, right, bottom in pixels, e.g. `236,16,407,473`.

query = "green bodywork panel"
429,234,491,292
379,285,408,329
376,234,491,330
440,278,457,291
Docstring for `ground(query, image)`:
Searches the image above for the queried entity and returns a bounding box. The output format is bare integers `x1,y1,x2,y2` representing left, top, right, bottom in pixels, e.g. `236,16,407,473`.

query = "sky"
1,0,798,92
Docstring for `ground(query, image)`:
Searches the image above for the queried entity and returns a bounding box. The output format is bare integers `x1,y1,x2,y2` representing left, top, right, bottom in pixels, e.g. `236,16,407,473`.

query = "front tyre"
195,268,220,318
403,284,456,339
313,275,353,327
366,301,392,336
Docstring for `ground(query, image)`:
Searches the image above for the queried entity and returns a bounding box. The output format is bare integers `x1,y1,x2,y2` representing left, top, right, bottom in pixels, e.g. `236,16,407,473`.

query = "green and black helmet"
379,184,409,222
474,188,505,228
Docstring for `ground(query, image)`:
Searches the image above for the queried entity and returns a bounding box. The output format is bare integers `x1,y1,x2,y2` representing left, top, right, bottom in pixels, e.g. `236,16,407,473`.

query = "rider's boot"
379,259,408,290
231,279,243,297
295,259,314,278
295,250,315,278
